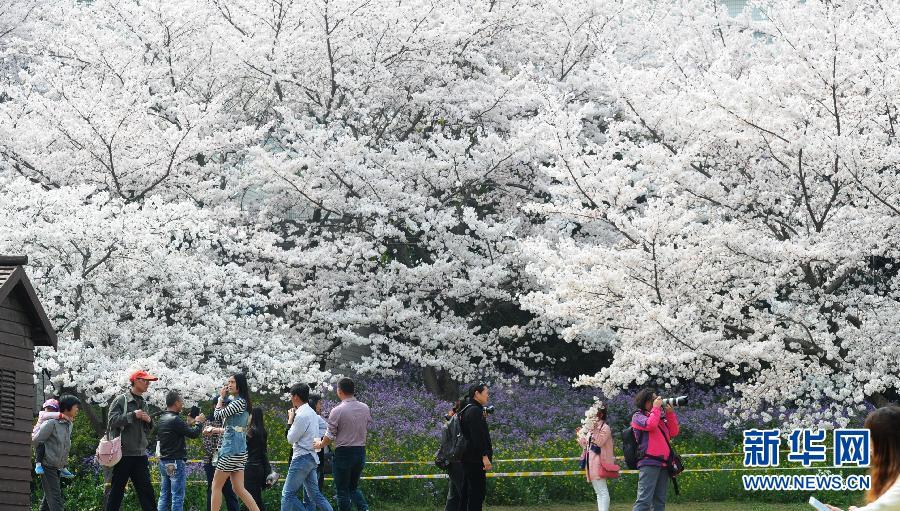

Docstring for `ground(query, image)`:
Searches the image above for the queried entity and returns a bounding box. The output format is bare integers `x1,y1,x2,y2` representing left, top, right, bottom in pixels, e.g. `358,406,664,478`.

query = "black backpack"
434,405,472,470
622,425,644,470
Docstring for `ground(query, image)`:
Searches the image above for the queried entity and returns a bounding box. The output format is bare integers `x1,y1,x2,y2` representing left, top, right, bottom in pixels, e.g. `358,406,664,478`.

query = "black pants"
105,455,156,511
39,466,64,511
204,462,239,511
444,463,465,511
332,446,368,511
459,462,486,511
317,464,325,491
36,442,46,464
244,462,267,511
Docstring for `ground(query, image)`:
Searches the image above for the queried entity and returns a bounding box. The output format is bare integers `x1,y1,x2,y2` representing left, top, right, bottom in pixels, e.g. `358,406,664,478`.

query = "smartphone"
809,496,830,511
188,405,200,418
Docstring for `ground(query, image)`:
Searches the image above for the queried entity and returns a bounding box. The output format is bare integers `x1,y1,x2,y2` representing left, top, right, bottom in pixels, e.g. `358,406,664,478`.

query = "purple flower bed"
353,375,737,445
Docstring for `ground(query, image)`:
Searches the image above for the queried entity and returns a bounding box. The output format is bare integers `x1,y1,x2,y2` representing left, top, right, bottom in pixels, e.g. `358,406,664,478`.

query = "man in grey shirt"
33,395,80,511
315,378,372,511
105,369,158,511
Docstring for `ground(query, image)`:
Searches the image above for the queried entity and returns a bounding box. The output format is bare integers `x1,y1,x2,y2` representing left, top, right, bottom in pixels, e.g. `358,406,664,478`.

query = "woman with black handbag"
577,400,619,511
244,407,271,510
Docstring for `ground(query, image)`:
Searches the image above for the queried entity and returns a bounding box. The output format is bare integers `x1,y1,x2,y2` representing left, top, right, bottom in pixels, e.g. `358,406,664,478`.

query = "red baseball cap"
129,370,159,383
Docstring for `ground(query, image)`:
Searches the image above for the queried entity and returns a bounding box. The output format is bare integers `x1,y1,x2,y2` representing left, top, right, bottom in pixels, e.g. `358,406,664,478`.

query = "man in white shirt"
281,383,333,511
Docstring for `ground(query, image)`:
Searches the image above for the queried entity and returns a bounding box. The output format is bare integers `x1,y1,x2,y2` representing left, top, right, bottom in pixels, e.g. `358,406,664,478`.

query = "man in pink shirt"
631,388,680,511
314,378,372,511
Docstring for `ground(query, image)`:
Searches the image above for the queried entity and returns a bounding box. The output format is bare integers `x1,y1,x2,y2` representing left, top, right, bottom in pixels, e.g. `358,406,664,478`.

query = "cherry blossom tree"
1,0,614,403
522,0,900,428
202,0,614,388
0,0,327,420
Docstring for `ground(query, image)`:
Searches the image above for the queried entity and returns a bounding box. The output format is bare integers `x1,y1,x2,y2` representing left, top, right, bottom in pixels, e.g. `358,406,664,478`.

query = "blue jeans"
303,455,333,511
157,459,186,511
633,465,669,511
282,454,333,511
332,447,368,511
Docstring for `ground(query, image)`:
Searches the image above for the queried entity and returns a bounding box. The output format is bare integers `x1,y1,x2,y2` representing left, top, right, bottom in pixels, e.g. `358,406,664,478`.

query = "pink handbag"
95,396,127,467
95,434,122,467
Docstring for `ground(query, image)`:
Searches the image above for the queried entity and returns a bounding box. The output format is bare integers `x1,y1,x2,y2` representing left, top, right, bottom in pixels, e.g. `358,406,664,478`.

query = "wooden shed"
0,255,57,511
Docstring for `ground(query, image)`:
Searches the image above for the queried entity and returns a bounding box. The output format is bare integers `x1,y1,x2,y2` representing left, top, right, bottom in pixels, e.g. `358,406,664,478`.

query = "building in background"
0,255,57,511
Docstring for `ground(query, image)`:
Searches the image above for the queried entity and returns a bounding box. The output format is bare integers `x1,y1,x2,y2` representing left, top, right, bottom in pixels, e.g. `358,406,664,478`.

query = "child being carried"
33,398,75,478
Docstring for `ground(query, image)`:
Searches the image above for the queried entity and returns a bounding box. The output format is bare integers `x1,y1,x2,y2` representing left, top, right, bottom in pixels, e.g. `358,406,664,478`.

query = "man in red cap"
105,370,159,511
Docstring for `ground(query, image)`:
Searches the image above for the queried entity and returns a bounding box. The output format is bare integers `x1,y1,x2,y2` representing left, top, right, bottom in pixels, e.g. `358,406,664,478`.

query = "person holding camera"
824,406,900,511
202,396,240,511
106,370,159,511
156,391,206,511
631,388,680,511
577,401,617,511
458,383,493,511
207,373,261,511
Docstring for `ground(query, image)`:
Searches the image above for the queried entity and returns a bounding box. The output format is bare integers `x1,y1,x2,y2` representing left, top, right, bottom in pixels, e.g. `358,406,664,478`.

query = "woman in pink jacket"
577,401,619,511
631,388,679,511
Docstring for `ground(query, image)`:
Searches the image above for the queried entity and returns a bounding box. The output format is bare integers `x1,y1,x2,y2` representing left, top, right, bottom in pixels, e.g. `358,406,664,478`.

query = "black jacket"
246,424,271,474
156,411,202,460
459,402,493,464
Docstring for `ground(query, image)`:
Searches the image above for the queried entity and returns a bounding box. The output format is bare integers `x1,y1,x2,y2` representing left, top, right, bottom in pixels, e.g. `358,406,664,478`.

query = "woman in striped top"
208,373,261,511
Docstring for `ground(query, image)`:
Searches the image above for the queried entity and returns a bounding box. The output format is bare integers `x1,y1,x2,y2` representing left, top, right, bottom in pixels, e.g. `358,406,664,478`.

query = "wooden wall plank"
0,307,30,325
0,454,30,470
0,429,30,444
0,356,34,373
0,463,32,479
0,342,33,361
0,490,30,508
15,370,33,385
0,321,29,338
15,382,36,398
0,440,31,457
1,294,26,312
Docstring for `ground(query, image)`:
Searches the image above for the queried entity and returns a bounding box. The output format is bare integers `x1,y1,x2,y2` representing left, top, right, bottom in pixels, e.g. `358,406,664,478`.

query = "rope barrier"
151,451,755,466
130,464,865,487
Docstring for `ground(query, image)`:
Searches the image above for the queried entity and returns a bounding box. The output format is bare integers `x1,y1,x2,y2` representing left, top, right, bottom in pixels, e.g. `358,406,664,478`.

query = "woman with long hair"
244,407,271,510
827,406,900,510
577,400,618,511
208,373,261,511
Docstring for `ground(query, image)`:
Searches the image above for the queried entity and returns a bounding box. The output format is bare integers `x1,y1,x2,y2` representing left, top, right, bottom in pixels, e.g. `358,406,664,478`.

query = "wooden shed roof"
0,255,57,348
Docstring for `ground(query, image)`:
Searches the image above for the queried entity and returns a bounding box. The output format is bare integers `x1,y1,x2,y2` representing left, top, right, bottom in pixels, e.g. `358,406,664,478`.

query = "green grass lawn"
378,503,825,511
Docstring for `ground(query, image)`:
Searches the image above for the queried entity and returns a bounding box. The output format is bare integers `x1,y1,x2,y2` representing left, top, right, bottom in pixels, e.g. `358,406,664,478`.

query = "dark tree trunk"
423,367,458,402
867,392,893,409
67,388,107,436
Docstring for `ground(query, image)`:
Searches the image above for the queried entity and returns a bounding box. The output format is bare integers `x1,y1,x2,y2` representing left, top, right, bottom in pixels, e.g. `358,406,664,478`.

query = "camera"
188,405,200,418
660,396,687,407
484,405,495,415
